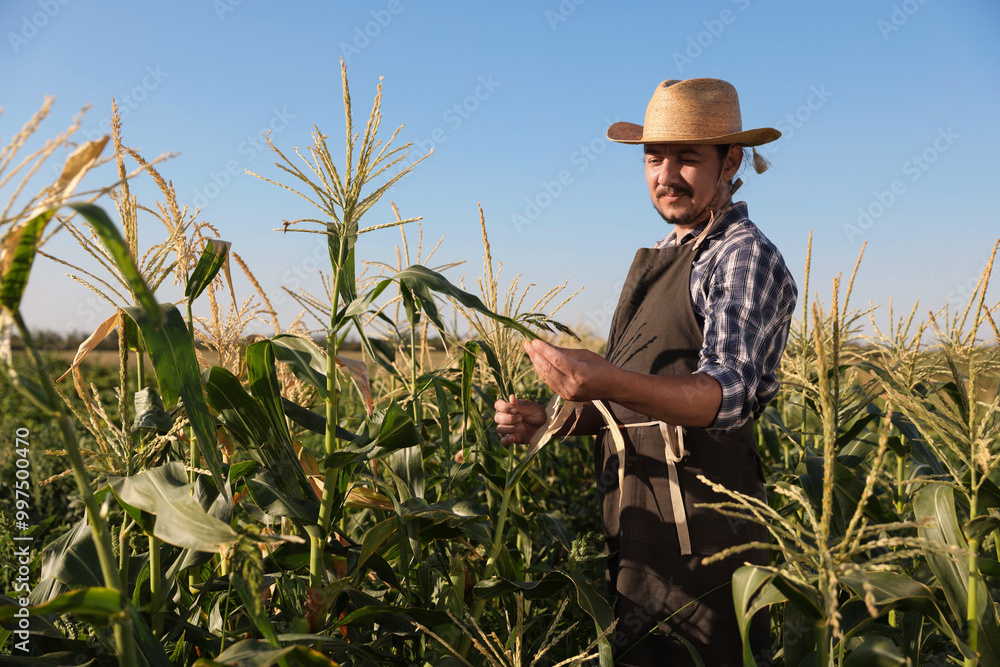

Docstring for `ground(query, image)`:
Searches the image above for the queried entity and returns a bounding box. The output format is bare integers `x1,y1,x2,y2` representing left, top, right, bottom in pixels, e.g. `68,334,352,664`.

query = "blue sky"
3,0,999,341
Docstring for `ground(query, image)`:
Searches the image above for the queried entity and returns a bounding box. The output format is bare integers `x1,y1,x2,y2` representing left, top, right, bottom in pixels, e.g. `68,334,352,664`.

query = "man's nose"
655,157,680,185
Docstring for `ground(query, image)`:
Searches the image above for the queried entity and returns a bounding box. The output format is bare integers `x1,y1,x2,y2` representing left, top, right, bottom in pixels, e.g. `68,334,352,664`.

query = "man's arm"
522,340,722,427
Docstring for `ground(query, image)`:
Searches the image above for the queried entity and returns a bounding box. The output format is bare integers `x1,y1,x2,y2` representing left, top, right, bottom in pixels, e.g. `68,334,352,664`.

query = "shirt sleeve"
696,238,797,431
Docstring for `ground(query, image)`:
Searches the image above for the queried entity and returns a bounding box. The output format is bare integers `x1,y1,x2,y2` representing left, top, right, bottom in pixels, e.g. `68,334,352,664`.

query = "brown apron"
598,228,771,666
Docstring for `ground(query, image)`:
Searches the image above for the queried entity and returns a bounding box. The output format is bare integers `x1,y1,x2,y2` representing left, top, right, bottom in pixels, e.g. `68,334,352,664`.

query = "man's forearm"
605,370,723,428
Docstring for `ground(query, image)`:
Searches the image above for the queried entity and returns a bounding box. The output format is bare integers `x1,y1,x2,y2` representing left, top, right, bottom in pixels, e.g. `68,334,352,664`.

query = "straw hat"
607,78,780,147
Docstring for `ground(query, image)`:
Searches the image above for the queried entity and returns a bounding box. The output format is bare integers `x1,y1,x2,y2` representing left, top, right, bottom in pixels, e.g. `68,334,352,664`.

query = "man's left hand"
522,339,621,402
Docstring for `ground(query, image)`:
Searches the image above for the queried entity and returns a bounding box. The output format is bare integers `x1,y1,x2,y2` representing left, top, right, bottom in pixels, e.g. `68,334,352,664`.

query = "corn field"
2,65,1000,667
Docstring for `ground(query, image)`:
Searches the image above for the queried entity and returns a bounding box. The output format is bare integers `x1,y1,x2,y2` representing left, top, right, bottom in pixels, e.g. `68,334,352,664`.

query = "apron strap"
601,417,693,555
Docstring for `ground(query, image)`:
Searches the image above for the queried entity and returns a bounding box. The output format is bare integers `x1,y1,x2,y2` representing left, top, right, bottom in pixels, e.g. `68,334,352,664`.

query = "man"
494,78,797,665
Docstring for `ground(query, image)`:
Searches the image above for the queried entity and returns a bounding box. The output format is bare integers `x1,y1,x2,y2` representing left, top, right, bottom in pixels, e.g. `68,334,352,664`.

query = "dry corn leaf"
56,310,120,382
1,137,109,278
525,394,579,459
50,135,109,207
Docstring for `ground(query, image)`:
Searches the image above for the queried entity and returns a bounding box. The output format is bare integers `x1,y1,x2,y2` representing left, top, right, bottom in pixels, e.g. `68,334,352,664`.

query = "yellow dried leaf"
56,311,120,382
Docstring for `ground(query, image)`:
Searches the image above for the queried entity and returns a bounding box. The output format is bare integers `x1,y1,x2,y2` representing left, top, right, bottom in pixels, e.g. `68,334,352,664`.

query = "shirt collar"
657,201,748,249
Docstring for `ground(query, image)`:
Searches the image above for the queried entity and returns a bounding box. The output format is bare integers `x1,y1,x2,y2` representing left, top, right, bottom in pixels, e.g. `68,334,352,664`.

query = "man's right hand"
493,394,548,446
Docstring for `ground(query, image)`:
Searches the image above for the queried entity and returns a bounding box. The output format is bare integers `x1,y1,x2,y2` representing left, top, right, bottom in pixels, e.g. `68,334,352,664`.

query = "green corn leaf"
246,339,295,443
271,333,328,398
124,303,223,493
0,209,55,311
915,483,1000,664
184,239,230,301
106,462,237,552
0,586,120,624
395,265,539,339
782,598,817,666
204,364,311,503
770,571,823,620
202,639,342,666
243,472,320,524
29,515,102,604
965,513,1000,543
842,637,907,666
345,265,540,340
732,565,787,667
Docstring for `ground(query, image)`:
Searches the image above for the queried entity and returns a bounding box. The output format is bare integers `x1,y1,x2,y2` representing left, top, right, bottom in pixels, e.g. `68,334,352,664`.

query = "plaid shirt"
655,201,797,431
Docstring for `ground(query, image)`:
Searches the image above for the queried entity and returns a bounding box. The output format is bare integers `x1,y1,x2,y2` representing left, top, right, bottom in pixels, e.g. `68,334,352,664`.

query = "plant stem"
12,311,136,665
816,618,830,667
149,533,163,638
895,453,906,515
186,299,199,484
966,536,980,667
965,476,981,667
312,257,343,591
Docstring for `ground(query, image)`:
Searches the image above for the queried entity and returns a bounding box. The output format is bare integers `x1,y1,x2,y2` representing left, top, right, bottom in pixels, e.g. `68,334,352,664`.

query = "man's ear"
723,144,743,181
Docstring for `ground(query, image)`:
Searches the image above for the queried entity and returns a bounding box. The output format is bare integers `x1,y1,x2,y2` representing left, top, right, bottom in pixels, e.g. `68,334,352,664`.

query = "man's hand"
522,339,622,402
494,394,548,446
522,339,724,428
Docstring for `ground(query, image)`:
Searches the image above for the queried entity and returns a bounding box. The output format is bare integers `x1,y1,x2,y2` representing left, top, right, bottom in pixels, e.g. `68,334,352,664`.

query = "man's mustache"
656,185,691,197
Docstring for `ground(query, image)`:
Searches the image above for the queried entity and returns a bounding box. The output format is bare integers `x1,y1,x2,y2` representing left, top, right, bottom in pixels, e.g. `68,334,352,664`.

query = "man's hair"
715,144,751,171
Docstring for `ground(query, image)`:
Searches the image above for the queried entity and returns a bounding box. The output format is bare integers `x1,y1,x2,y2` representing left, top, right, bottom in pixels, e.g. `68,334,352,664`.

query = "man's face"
644,143,738,229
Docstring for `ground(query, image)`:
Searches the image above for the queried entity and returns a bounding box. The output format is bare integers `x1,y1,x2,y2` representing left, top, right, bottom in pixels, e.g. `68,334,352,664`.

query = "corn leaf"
29,514,102,605
203,639,341,666
132,386,174,432
56,310,120,382
205,364,311,504
915,483,1000,664
106,462,237,552
0,587,120,624
271,333,328,398
123,303,222,492
0,209,55,311
732,565,787,667
345,265,540,341
184,239,232,302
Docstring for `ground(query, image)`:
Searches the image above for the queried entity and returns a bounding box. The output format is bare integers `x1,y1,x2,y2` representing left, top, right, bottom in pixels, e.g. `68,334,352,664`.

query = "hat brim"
607,121,780,147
